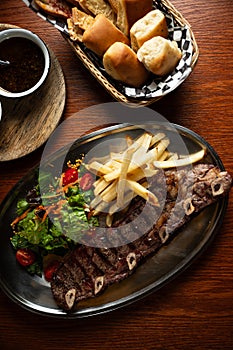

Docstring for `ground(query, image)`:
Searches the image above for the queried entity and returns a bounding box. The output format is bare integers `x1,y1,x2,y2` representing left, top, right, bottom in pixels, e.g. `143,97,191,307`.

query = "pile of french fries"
85,131,206,226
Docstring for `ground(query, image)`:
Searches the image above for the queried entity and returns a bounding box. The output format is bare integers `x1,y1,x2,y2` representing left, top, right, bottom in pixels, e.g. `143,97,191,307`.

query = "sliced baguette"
108,0,119,13
79,0,116,23
67,18,83,42
72,7,95,31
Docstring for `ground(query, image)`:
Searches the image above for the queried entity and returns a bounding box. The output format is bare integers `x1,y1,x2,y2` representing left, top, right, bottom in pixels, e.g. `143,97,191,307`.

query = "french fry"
93,177,102,187
126,179,160,207
153,149,206,169
153,138,170,160
101,180,117,202
117,145,135,207
125,134,133,147
109,132,148,162
90,194,102,209
108,187,143,215
128,167,158,182
130,132,152,148
85,130,205,226
166,152,178,161
94,178,110,196
130,134,152,168
157,150,169,162
106,213,113,227
150,132,166,147
133,138,169,168
103,168,119,182
105,159,122,170
92,200,109,216
133,133,152,156
103,136,142,182
86,161,112,175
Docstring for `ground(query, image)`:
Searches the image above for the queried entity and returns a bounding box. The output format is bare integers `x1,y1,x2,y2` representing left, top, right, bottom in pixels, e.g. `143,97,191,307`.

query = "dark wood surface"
0,1,232,349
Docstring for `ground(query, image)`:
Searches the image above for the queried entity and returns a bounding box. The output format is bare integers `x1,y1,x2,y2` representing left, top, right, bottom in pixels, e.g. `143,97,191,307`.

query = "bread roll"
137,36,182,76
103,42,150,87
117,0,153,36
130,10,168,52
82,14,130,56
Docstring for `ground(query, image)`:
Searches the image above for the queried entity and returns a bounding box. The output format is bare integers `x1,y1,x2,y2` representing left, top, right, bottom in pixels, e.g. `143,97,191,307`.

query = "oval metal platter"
0,123,229,318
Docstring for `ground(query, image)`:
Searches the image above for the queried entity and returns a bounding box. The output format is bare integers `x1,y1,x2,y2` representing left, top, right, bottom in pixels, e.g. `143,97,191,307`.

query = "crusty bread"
66,0,82,5
117,0,153,36
67,18,83,42
137,36,182,76
72,7,94,31
83,14,129,56
103,42,150,87
69,0,92,14
130,10,168,52
108,0,119,13
35,0,72,19
79,0,116,23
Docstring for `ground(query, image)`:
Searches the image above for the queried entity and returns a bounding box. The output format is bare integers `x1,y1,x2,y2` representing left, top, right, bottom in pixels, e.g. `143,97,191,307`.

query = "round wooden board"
0,24,66,161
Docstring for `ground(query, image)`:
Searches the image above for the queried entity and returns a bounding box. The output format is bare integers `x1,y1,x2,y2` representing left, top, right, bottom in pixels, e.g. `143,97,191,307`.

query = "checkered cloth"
23,0,194,100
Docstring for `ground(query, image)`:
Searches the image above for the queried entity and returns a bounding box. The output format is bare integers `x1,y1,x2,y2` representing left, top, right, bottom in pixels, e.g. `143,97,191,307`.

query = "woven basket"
24,0,199,106
64,0,199,106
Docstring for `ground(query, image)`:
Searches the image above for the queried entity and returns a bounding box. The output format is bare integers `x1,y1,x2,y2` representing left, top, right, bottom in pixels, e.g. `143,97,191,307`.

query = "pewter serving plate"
0,123,229,318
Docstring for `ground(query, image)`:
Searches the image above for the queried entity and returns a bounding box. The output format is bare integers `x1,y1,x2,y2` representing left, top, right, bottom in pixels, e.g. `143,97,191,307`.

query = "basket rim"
162,0,199,69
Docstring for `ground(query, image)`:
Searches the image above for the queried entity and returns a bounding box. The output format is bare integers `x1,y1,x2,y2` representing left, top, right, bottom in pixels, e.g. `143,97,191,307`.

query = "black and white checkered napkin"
23,0,194,100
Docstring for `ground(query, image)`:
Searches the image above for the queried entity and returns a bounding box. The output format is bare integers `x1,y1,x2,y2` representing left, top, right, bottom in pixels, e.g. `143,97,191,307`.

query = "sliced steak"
51,164,232,311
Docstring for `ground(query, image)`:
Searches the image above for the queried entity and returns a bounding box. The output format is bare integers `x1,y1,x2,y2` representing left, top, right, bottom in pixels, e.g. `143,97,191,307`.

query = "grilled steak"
51,164,232,311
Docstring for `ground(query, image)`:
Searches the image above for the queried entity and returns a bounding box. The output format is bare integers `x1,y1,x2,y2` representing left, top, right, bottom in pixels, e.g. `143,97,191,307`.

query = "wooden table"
0,1,232,349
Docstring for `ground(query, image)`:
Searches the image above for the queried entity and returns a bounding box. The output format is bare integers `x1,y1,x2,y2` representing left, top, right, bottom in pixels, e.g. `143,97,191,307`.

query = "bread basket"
23,0,199,106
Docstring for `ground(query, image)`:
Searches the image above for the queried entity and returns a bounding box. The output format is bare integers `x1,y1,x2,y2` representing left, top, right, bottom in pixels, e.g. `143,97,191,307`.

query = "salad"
10,161,98,281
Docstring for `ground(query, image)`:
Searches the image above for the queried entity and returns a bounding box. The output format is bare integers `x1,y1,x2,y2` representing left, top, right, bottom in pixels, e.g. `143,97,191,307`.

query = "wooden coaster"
0,24,66,161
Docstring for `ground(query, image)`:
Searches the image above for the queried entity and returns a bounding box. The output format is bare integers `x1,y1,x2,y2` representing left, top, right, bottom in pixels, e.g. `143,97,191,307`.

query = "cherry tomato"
44,260,60,282
62,168,78,186
16,248,36,267
80,173,94,191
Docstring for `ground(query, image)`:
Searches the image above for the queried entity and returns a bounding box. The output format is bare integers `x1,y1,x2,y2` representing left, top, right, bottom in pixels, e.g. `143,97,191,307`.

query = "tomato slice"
80,173,94,191
16,248,36,267
44,260,60,282
62,168,78,186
